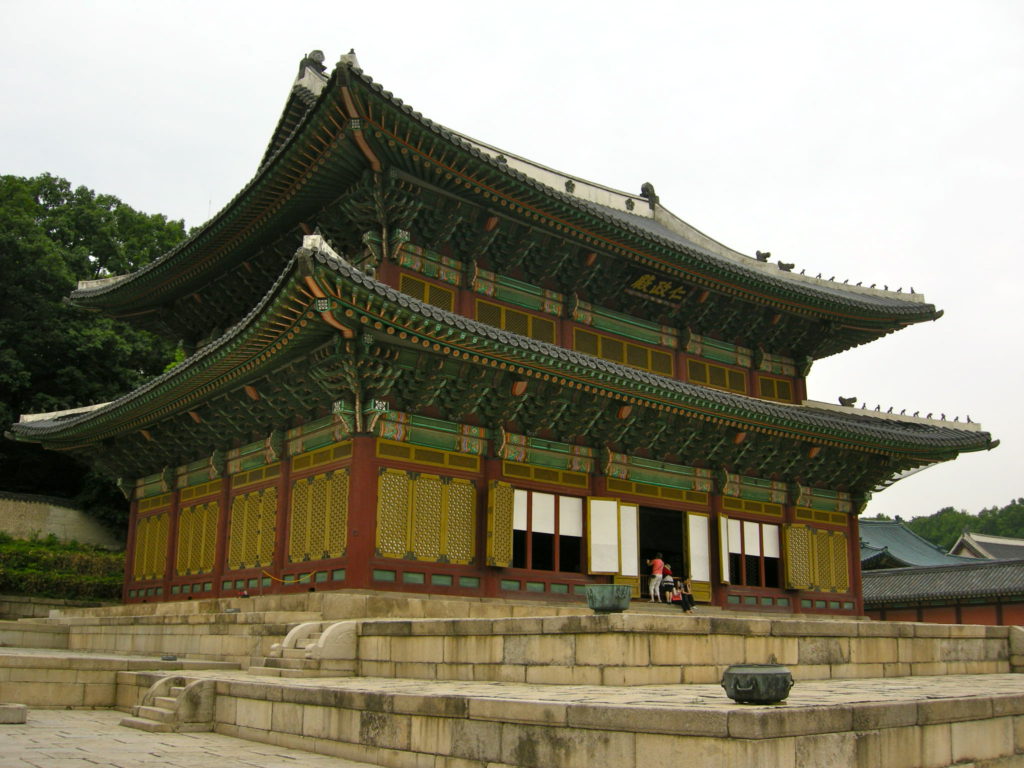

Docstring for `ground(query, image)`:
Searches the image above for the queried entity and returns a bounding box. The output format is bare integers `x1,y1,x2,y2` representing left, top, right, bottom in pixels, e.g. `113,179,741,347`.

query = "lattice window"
830,532,849,592
401,274,455,312
289,469,349,563
377,470,476,564
688,359,746,394
377,470,411,558
445,478,476,565
177,502,219,575
175,508,194,576
476,299,556,344
573,327,674,376
487,481,515,568
813,529,832,590
228,487,277,570
783,524,812,590
412,474,443,561
134,513,170,582
759,376,794,402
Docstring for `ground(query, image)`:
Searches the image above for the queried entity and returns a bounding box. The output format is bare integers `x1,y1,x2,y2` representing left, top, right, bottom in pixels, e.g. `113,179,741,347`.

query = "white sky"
2,1,1021,520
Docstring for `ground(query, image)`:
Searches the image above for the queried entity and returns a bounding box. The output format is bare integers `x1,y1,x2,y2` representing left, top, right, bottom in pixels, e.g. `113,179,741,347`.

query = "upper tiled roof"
862,558,1024,604
68,53,942,355
859,519,977,568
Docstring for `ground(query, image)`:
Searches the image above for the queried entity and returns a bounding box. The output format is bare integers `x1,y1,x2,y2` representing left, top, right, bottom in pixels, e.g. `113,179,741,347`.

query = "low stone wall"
0,652,236,708
296,614,1014,685
0,620,69,650
26,592,586,666
203,676,1024,768
0,492,122,549
0,594,109,621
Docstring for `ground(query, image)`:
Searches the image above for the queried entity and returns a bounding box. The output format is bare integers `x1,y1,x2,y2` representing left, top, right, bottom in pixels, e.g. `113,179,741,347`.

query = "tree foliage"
903,499,1024,551
0,174,187,529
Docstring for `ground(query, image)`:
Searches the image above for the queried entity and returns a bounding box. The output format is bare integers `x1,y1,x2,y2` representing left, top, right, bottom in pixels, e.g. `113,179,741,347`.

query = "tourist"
679,577,695,613
646,552,665,602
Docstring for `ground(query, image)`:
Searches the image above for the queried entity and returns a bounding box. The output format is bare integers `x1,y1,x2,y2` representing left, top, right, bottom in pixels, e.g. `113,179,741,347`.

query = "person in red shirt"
646,552,665,602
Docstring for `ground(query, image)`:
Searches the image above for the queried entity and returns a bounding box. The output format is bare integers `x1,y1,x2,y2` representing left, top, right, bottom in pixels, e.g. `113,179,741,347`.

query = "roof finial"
299,50,326,77
339,48,360,69
639,182,659,209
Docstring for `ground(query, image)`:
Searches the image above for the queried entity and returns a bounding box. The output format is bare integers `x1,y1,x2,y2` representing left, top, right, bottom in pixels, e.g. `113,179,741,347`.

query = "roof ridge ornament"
339,48,360,69
639,182,659,210
298,50,326,77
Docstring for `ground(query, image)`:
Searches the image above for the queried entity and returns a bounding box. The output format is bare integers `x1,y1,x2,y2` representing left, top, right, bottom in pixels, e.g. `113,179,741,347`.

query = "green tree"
0,174,187,529
905,507,977,551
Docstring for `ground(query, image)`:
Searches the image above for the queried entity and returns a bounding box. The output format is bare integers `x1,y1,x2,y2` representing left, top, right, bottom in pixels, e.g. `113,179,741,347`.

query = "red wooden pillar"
122,493,140,602
783,502,802,614
345,434,379,589
708,492,725,607
163,487,181,599
271,458,292,593
480,456,503,598
210,478,232,596
848,513,864,615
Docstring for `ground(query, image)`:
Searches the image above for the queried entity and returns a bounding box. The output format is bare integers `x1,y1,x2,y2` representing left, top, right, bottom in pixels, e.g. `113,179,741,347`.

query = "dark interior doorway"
638,505,686,583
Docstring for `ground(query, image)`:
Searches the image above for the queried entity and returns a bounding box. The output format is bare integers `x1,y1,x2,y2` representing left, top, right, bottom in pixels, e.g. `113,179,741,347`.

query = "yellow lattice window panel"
401,273,455,312
486,480,514,568
175,501,219,575
377,469,412,558
722,496,784,517
227,487,278,570
784,524,848,592
412,474,443,561
830,532,850,592
782,524,812,590
687,359,747,394
758,376,793,402
376,470,477,563
289,469,349,562
573,328,673,376
476,299,556,344
445,478,476,565
133,512,169,582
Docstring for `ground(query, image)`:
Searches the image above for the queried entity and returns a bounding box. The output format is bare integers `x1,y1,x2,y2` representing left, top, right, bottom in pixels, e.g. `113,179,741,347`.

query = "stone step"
247,666,319,678
153,696,179,709
169,686,185,696
282,647,309,659
119,716,173,733
262,657,314,670
136,705,176,723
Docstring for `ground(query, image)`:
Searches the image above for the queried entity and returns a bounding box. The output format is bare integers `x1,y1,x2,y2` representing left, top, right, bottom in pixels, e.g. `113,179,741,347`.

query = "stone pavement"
0,708,380,768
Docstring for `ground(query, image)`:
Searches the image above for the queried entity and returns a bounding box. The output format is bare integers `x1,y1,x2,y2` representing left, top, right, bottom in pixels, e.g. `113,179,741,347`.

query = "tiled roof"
862,558,1024,604
8,243,997,461
859,519,977,568
69,56,940,337
950,531,1024,560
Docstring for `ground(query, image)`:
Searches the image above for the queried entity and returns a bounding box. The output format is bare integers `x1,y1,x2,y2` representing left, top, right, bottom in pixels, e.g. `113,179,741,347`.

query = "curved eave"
70,59,939,351
17,243,994,465
339,66,941,331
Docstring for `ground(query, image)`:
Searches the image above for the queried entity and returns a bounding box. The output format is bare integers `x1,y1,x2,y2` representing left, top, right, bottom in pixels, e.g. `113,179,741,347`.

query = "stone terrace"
0,593,1023,767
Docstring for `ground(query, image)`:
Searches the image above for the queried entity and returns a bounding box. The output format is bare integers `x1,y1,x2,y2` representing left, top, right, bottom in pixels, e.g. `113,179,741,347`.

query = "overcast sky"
2,1,1021,521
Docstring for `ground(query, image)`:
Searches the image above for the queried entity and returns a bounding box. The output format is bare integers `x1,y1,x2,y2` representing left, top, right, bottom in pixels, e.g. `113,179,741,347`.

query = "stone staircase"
120,675,215,733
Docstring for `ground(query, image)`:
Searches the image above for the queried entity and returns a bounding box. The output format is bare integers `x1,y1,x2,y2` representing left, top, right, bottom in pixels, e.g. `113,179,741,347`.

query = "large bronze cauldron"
720,664,794,704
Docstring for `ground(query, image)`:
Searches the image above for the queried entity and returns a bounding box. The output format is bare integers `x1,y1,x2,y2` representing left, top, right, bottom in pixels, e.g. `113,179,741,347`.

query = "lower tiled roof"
863,558,1024,604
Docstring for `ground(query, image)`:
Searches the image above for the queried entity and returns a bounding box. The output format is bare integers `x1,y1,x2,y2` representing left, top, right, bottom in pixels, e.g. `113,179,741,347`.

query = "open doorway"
638,506,686,595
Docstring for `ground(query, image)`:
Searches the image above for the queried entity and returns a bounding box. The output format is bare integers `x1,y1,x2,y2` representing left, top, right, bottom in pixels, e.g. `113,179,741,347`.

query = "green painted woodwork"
571,297,675,347
496,430,596,474
604,450,713,492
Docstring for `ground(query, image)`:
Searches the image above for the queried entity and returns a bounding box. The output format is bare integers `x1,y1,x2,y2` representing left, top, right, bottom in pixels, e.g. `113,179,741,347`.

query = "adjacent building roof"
950,531,1024,561
862,558,1024,605
859,519,977,569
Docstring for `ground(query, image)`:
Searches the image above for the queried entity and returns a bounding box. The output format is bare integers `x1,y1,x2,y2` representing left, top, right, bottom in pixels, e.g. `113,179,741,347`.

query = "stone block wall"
309,614,1012,685
0,492,122,549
